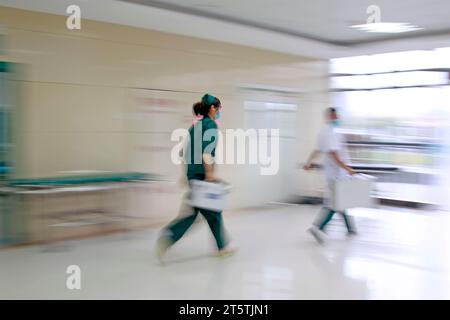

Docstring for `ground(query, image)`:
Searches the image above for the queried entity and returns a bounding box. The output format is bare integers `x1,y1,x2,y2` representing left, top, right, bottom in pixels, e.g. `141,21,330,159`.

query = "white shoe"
347,230,358,237
308,226,325,245
155,237,171,264
217,247,237,258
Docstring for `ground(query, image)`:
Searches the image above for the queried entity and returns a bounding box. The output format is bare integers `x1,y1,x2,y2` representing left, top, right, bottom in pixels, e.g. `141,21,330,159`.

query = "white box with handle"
332,174,377,211
189,180,232,212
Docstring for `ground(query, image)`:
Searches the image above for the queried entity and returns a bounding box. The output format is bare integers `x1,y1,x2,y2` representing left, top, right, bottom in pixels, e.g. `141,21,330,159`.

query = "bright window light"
331,49,450,74
331,71,449,90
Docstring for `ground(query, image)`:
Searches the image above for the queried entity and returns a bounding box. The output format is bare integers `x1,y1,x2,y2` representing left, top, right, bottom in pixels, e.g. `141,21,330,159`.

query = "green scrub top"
185,116,218,181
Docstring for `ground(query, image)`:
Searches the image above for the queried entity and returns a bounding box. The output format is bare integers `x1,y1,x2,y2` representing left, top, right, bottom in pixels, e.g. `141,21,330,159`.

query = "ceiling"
1,0,450,59
123,0,450,45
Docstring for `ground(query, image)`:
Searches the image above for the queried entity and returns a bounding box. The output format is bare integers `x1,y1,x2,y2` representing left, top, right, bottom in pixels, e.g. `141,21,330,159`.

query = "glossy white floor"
1,204,450,299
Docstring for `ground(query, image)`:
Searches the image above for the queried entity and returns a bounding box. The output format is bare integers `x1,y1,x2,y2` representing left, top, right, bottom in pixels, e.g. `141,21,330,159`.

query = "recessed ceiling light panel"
350,22,423,33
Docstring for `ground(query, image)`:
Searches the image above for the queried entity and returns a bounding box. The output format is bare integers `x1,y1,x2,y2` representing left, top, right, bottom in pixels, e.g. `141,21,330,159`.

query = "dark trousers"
164,206,228,250
161,178,229,250
314,207,355,232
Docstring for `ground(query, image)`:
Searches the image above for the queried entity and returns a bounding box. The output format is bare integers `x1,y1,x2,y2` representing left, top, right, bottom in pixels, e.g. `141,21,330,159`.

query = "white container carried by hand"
332,174,377,211
190,180,232,212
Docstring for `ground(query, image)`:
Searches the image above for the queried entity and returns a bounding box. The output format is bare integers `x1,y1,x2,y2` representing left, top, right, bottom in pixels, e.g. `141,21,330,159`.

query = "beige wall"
0,6,329,214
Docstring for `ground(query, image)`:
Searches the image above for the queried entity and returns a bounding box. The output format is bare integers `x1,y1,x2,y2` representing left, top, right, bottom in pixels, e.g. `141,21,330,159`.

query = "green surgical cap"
202,94,216,106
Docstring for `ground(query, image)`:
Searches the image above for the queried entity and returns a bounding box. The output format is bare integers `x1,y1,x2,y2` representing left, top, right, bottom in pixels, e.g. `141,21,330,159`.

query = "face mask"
215,111,221,120
330,119,340,126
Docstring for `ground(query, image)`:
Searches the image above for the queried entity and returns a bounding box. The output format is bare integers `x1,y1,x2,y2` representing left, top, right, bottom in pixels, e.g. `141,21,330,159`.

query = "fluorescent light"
350,22,423,33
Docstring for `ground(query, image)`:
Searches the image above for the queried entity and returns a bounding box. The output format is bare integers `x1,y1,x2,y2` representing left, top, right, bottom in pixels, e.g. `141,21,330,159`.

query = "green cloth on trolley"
6,172,156,187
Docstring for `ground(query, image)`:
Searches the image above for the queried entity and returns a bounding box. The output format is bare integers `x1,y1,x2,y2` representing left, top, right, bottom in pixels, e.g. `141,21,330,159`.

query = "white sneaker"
308,226,325,245
347,230,358,238
155,237,171,264
217,247,237,258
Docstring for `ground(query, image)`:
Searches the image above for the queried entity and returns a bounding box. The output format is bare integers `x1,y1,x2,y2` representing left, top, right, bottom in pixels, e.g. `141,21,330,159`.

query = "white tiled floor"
1,204,450,299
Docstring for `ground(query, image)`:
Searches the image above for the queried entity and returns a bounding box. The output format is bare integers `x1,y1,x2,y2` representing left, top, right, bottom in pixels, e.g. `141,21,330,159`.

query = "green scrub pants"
161,184,229,250
314,207,355,232
314,179,356,232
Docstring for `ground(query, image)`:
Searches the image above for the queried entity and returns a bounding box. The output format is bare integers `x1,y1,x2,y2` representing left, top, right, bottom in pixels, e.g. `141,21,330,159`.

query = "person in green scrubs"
156,94,234,261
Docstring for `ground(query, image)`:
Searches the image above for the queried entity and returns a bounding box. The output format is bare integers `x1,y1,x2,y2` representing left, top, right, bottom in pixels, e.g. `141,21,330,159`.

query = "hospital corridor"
2,205,450,300
1,0,450,307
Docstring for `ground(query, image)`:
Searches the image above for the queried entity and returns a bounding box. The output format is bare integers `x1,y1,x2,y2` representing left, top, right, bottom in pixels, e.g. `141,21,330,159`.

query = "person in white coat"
303,107,357,244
